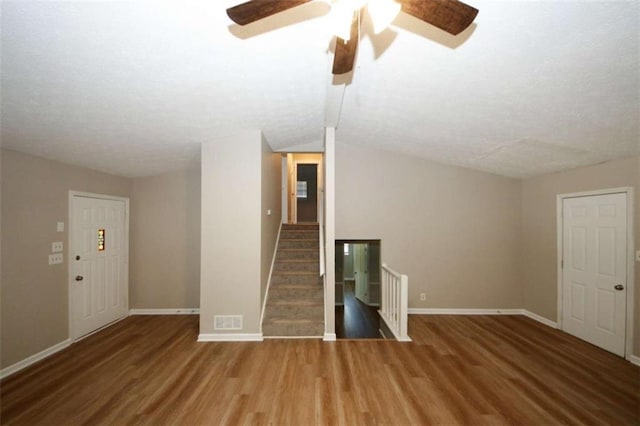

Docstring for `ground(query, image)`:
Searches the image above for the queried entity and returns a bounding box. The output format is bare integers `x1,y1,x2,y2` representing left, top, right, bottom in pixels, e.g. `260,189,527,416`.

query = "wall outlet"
52,241,64,252
420,293,426,301
49,253,64,265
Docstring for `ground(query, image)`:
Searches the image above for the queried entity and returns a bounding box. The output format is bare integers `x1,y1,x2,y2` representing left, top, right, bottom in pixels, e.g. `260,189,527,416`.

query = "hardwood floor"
1,314,638,425
335,281,381,339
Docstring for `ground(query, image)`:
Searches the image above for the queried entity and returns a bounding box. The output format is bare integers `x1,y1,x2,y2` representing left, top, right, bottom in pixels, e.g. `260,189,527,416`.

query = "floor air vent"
214,315,243,330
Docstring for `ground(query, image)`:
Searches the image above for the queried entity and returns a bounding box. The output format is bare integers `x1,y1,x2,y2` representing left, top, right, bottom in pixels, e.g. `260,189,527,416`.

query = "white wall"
261,136,282,303
324,129,336,337
335,143,523,310
200,131,280,337
130,168,201,309
521,156,640,355
1,149,131,368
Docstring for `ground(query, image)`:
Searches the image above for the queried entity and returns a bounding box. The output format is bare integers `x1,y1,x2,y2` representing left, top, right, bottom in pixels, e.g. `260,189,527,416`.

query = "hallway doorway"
296,163,318,222
335,240,382,339
282,153,323,224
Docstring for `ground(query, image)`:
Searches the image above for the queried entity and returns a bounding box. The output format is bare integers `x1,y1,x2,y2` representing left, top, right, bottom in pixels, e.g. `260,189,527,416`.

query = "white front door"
562,193,627,356
70,194,128,340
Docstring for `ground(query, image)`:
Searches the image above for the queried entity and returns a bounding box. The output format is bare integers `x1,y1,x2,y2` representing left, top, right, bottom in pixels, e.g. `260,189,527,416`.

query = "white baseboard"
263,335,323,339
629,355,640,367
129,308,200,315
197,333,263,342
323,333,337,341
408,308,522,315
521,309,558,328
0,339,71,380
408,308,558,329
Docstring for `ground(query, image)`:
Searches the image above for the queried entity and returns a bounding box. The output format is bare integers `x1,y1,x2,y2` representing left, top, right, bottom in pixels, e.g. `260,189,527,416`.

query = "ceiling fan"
226,0,479,75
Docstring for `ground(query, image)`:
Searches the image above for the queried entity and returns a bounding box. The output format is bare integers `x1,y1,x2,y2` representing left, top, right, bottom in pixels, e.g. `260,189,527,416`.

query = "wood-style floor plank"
1,314,638,425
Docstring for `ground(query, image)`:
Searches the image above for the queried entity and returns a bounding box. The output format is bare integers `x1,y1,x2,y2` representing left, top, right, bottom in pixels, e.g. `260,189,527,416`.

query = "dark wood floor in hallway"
335,280,381,339
1,314,638,425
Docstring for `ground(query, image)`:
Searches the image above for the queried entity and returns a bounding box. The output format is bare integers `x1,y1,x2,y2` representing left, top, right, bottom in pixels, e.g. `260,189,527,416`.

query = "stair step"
264,301,323,317
268,285,323,302
273,260,318,273
272,271,317,276
279,239,318,250
282,224,319,231
262,223,324,338
276,250,319,261
271,274,322,285
280,230,320,239
262,318,324,337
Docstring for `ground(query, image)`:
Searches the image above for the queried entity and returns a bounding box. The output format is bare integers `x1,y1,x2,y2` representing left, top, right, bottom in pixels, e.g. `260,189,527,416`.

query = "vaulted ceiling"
1,1,638,178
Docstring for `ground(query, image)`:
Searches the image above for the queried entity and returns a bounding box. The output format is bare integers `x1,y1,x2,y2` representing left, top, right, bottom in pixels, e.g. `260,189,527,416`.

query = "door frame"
292,156,323,224
68,191,130,341
556,187,634,359
281,155,288,224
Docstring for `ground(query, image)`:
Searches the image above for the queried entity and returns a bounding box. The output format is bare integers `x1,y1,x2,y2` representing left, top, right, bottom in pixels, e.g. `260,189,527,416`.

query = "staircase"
262,223,324,337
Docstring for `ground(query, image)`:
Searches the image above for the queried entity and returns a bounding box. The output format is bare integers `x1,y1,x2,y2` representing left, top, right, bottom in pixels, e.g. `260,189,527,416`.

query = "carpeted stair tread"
281,224,319,230
263,306,323,321
272,270,318,276
263,317,323,324
262,223,324,338
276,258,318,263
269,299,323,306
269,282,323,288
262,322,324,338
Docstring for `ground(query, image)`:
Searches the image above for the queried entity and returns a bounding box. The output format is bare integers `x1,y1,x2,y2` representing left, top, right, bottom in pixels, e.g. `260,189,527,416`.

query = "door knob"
614,284,624,291
75,275,84,281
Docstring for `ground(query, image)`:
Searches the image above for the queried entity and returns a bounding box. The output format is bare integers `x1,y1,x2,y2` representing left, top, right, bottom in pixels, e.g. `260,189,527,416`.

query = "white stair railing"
380,264,411,342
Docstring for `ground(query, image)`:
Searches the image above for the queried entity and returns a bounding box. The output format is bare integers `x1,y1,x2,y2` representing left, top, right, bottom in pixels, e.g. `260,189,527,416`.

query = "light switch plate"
57,222,65,232
52,241,63,252
49,253,63,265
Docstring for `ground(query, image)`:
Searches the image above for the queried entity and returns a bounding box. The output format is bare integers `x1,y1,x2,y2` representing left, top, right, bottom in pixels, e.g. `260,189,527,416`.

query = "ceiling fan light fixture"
368,0,401,33
331,0,358,41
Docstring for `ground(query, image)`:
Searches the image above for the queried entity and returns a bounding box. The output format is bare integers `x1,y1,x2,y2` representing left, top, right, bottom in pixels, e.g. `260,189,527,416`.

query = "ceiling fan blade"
332,15,359,75
227,0,312,25
398,0,478,35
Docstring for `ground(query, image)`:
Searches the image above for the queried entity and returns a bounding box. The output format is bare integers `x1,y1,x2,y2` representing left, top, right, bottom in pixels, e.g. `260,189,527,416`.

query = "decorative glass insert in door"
98,228,105,251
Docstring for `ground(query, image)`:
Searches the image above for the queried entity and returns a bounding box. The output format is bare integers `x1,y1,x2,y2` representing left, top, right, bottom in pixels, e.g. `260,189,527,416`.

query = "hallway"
336,281,382,339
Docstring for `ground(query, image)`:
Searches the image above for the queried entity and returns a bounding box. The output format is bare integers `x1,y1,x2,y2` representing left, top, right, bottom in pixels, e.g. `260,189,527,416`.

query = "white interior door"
70,195,128,340
354,244,369,303
562,193,627,356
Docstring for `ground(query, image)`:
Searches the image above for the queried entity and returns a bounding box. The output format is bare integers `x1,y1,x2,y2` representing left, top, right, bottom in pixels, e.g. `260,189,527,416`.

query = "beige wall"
130,168,201,309
261,138,282,304
335,143,523,310
1,149,131,368
522,156,640,355
200,131,278,336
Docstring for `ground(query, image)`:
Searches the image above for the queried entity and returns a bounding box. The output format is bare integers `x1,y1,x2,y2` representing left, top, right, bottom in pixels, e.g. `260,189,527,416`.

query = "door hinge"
561,259,564,269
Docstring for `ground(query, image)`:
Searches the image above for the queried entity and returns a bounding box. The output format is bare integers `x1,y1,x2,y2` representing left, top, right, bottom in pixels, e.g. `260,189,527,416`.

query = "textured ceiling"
1,0,638,178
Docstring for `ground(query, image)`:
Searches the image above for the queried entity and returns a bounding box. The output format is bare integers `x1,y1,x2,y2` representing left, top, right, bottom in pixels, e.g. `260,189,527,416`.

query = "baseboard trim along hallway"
130,308,200,315
0,339,71,380
197,333,263,342
407,308,558,329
